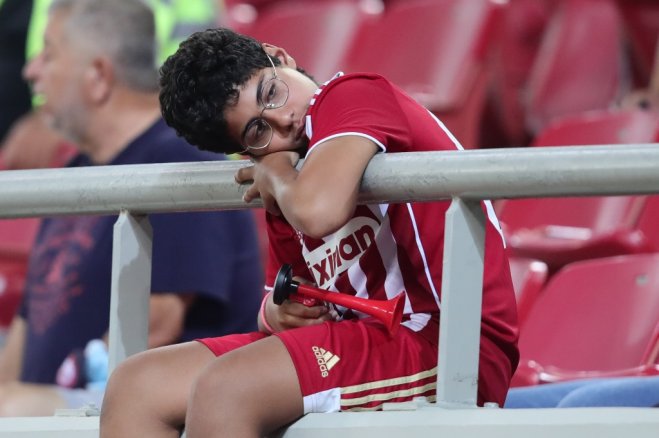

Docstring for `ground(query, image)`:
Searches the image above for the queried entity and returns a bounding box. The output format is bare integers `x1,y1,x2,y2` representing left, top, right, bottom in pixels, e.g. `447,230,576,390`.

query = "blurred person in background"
0,0,262,416
505,376,659,408
0,0,221,170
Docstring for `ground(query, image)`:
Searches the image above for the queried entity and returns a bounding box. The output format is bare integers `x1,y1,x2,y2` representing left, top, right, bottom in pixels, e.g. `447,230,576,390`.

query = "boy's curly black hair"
159,28,277,154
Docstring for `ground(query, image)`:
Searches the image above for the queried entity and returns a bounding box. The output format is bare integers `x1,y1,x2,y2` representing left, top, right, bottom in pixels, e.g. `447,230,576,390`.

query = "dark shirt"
19,119,263,383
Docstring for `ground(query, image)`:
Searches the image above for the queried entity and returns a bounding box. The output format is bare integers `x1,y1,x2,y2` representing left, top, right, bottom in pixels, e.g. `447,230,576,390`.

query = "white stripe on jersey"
304,72,345,143
374,213,408,304
484,199,506,246
426,109,505,243
426,109,464,151
346,260,368,318
406,203,441,309
305,114,313,139
308,132,387,155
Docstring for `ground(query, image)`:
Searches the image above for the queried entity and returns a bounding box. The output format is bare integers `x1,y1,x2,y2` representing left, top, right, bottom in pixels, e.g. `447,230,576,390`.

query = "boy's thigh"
275,318,438,413
104,341,217,420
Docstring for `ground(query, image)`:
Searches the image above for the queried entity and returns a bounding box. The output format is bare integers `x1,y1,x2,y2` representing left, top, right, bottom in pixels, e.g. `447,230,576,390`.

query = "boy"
100,28,519,437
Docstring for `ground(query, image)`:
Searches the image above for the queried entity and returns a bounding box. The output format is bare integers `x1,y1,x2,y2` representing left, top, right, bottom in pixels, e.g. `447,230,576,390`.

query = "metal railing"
1,144,659,436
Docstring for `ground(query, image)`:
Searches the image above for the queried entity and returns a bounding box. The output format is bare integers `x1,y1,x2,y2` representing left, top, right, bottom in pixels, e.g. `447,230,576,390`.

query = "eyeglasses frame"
240,55,290,153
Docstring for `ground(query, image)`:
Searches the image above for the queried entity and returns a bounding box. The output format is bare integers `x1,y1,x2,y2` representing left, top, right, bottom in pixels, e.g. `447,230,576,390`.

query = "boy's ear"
262,43,297,69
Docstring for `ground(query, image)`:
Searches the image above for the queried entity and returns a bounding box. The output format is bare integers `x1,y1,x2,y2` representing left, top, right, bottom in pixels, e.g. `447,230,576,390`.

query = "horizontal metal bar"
0,144,657,218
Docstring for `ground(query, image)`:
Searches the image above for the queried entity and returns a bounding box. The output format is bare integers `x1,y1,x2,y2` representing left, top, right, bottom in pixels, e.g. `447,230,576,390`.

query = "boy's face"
224,57,318,157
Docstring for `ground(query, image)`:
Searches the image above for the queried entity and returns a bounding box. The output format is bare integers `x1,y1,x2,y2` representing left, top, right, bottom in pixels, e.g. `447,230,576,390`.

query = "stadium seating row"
505,108,659,386
498,108,659,274
224,0,658,148
510,253,659,387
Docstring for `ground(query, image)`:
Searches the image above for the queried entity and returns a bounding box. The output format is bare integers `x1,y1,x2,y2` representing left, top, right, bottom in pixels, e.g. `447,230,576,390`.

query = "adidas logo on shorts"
312,346,340,378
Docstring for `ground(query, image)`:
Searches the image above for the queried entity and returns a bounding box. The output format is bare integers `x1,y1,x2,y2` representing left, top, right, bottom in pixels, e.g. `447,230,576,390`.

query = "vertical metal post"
107,210,152,373
436,198,486,408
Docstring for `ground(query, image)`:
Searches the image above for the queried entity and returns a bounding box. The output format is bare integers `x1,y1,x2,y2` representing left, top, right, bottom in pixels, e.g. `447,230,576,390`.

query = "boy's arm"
238,135,379,238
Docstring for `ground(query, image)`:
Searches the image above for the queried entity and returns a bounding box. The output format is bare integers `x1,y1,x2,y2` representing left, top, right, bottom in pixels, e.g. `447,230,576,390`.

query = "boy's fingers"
242,185,261,203
284,301,328,317
234,165,254,183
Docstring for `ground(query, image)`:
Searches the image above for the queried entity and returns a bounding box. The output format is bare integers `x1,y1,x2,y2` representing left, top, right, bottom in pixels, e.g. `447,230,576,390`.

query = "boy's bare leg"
185,335,303,438
100,341,215,438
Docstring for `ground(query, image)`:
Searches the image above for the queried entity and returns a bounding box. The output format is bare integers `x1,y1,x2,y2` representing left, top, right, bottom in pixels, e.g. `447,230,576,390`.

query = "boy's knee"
189,355,243,407
189,363,223,405
104,352,154,406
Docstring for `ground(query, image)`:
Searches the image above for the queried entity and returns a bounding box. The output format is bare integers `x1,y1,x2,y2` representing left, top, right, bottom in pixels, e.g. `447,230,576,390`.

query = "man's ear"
85,56,114,104
262,43,297,69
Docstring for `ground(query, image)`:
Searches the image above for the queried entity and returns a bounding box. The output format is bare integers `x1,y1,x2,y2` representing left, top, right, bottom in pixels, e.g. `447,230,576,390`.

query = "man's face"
224,62,318,157
24,10,89,143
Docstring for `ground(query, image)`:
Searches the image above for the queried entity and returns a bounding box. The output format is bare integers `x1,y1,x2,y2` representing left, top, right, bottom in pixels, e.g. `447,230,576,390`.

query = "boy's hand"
264,277,338,331
234,151,300,216
267,299,335,331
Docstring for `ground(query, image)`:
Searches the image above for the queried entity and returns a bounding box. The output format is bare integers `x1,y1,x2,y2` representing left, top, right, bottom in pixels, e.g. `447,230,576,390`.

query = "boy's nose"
263,106,294,132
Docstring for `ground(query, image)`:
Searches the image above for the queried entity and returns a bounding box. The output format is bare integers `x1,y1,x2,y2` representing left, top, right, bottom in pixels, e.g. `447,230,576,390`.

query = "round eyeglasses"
241,55,290,152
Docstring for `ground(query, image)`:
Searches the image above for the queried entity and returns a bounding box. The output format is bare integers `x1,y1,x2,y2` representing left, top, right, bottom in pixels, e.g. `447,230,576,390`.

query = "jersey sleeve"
265,213,313,290
307,74,410,154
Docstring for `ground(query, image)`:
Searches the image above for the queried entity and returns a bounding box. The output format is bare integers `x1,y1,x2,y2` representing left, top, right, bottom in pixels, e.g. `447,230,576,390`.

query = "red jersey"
265,73,518,366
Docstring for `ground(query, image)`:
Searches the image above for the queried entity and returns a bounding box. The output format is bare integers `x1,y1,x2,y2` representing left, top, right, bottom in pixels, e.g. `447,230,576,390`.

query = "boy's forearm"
251,136,377,238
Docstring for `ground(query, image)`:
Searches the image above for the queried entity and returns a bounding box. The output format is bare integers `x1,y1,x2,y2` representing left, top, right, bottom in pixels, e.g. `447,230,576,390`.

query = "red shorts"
199,318,508,412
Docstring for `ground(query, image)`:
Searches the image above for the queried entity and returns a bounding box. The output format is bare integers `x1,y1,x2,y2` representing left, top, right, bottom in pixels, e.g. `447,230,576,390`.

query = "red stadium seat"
234,0,375,83
0,218,40,261
508,257,548,327
640,322,659,366
341,0,506,149
512,254,659,387
485,0,556,146
0,261,29,328
501,195,648,272
498,108,659,271
616,0,659,88
524,0,629,135
532,108,659,146
636,196,659,253
0,218,40,328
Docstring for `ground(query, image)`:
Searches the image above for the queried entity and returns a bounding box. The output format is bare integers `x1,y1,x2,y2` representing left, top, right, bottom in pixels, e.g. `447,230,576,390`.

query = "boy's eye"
254,121,266,137
263,82,277,106
245,119,269,145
